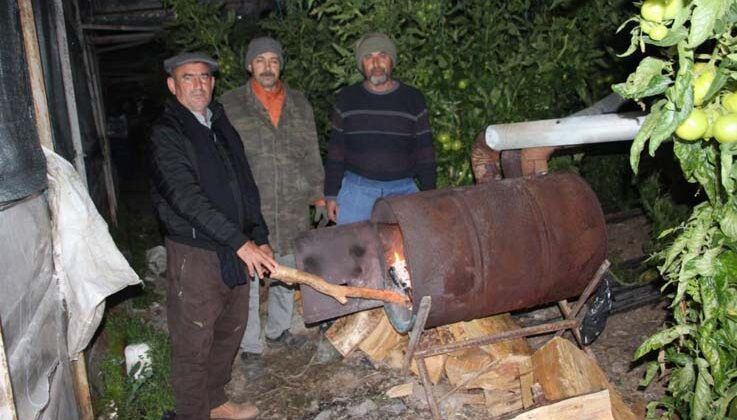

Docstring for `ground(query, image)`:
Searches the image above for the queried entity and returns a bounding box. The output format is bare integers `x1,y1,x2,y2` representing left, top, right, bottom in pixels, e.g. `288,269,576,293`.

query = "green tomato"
438,132,451,144
457,79,469,90
703,109,719,139
451,140,463,151
714,114,737,143
723,92,737,113
441,142,452,151
640,20,655,35
675,108,708,141
641,0,665,22
693,69,716,106
663,0,683,20
648,24,669,41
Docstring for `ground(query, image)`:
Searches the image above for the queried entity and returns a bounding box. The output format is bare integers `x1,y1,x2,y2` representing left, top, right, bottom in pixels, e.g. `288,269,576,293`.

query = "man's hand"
313,200,329,227
326,199,338,223
259,243,274,259
236,241,278,278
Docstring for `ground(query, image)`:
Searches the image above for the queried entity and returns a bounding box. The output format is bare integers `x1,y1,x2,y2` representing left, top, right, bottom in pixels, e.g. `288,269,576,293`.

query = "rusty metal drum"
371,172,607,332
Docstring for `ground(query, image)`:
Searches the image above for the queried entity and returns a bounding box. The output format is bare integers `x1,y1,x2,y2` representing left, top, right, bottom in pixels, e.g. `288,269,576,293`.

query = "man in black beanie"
149,51,276,420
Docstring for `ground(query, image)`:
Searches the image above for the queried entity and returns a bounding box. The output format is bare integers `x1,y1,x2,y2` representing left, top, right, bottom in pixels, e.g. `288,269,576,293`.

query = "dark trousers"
165,238,250,420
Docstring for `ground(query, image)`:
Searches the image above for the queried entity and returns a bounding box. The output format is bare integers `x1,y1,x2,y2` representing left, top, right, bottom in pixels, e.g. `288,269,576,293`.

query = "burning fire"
388,249,412,304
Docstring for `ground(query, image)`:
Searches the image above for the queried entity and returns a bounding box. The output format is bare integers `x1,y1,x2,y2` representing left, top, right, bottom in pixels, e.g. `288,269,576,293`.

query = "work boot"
266,330,308,349
239,351,264,379
210,401,259,420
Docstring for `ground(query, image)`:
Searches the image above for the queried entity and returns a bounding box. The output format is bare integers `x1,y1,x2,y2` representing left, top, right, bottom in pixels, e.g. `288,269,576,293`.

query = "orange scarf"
251,78,285,127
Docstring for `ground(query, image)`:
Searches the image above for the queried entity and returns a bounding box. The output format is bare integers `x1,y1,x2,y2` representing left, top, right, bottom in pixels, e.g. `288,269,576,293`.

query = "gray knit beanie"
355,32,397,70
245,36,284,67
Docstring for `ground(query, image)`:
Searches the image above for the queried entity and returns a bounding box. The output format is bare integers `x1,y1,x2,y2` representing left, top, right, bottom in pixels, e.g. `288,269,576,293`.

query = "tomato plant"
615,1,737,418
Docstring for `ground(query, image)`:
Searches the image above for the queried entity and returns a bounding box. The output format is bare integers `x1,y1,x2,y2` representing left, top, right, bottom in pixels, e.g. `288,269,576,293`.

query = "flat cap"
164,51,219,75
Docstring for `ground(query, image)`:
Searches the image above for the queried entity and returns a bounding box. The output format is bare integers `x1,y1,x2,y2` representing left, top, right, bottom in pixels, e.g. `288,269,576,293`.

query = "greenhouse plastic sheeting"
0,194,79,419
45,147,141,356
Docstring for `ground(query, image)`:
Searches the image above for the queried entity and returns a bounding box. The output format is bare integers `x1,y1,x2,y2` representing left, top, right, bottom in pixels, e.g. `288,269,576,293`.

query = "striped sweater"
324,81,437,197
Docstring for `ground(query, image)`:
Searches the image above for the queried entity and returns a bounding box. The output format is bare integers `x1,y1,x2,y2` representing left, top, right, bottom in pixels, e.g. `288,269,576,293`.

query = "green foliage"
619,1,737,416
163,0,631,187
97,311,174,419
639,172,691,253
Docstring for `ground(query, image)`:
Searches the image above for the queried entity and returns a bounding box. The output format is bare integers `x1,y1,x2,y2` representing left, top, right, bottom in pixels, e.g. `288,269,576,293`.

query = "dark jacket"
149,98,269,252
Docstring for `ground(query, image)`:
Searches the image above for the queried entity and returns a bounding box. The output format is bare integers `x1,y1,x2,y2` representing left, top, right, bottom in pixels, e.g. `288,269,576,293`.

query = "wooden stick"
270,266,409,306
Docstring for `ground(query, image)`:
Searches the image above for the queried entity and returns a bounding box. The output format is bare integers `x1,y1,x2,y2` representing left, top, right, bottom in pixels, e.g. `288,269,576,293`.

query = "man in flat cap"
221,36,325,366
149,51,276,419
324,32,437,224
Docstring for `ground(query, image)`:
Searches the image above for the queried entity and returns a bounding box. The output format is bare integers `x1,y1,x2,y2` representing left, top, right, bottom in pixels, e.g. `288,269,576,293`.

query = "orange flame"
393,251,404,265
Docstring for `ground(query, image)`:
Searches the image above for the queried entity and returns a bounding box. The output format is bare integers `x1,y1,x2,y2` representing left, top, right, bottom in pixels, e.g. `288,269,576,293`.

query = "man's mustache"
259,71,276,78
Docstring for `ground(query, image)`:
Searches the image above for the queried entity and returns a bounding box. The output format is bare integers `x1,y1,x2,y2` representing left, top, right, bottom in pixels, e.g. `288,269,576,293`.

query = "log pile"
324,309,638,419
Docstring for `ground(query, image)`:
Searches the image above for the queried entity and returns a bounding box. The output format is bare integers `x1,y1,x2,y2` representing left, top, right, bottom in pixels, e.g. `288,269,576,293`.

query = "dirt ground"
216,213,669,419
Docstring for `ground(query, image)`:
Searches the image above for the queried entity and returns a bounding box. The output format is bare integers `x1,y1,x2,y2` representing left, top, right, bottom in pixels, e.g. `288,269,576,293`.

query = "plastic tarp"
45,147,141,356
0,193,78,419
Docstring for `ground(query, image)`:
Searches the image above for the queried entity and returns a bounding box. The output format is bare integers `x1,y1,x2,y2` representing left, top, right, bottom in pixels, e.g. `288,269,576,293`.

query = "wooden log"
444,314,534,418
410,326,453,384
531,337,637,420
447,313,532,359
519,357,534,409
358,312,407,365
510,389,614,420
325,308,383,357
271,266,409,305
386,382,414,398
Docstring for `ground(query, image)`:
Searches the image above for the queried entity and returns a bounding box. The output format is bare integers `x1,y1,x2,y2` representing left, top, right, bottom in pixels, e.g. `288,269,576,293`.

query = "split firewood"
270,265,409,305
531,337,637,420
510,389,614,420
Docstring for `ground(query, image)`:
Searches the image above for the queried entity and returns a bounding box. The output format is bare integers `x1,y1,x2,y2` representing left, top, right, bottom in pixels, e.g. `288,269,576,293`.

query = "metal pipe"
485,111,647,151
415,319,578,358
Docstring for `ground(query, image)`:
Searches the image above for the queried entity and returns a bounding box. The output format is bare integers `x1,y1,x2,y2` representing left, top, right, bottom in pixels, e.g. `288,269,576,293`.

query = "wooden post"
18,0,53,150
0,322,18,420
72,0,118,224
53,0,88,187
71,357,93,420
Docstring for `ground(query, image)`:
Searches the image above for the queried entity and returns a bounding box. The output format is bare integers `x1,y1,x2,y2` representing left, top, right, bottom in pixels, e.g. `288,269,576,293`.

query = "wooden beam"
53,0,87,187
81,23,162,32
18,0,54,150
72,0,118,224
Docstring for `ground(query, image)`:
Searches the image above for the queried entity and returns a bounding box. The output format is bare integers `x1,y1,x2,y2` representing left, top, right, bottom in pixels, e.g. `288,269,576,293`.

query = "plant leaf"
635,324,695,360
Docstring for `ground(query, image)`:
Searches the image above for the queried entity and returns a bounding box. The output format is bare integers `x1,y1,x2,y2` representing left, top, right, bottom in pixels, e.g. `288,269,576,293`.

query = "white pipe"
485,111,646,151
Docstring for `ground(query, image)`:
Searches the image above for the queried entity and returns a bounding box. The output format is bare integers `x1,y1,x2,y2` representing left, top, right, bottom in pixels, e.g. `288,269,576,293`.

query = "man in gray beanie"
220,36,326,370
324,32,436,224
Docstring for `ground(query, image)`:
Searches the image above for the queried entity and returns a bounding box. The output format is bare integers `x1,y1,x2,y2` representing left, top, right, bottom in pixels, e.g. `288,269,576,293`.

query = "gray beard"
369,73,388,86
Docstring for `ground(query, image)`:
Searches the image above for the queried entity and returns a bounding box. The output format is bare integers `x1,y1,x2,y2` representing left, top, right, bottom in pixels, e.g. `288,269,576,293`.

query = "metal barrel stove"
296,172,607,333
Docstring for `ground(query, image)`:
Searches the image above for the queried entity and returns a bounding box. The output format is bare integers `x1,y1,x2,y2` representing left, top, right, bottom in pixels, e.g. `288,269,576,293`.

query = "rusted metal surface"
372,172,607,332
295,221,384,323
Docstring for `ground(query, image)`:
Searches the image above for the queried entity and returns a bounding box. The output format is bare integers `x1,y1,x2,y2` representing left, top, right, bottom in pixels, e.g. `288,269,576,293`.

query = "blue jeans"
337,171,419,225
